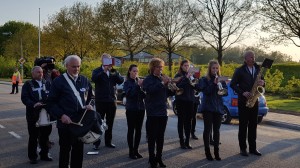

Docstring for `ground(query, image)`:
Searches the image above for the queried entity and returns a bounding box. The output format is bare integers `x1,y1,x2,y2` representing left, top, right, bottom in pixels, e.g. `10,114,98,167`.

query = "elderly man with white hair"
47,55,94,168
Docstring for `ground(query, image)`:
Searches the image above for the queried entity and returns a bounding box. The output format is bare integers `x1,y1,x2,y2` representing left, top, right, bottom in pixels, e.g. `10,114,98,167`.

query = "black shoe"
185,142,193,149
180,140,186,149
180,143,187,149
250,149,262,156
156,158,166,167
129,153,137,159
30,159,38,164
240,149,249,156
214,153,221,161
191,134,199,140
149,159,157,168
135,151,143,158
105,143,116,148
205,152,214,161
93,145,100,150
10,92,14,94
40,156,53,161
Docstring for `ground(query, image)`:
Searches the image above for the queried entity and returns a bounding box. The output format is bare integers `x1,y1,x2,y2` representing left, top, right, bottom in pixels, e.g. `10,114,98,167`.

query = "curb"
262,119,300,131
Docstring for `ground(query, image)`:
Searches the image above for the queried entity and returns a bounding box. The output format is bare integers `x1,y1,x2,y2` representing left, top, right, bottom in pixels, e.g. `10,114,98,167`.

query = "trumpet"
160,74,184,95
215,72,228,96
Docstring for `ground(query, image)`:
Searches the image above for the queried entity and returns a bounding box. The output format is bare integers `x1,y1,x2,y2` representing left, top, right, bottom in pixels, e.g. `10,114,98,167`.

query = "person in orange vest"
11,67,21,94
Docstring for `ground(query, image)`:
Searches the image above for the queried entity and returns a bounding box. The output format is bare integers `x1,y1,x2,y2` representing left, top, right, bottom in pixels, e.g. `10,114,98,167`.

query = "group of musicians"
21,50,264,168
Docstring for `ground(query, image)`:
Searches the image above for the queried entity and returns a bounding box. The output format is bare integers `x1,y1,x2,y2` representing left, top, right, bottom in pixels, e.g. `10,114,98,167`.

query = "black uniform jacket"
21,79,51,123
47,73,93,129
92,65,124,102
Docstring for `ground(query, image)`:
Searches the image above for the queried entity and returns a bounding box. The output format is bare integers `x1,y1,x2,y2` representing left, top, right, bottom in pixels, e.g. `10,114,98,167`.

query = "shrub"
264,69,284,93
279,76,300,98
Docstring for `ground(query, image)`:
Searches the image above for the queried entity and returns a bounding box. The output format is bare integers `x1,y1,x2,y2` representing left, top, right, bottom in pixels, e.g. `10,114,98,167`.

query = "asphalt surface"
1,81,300,168
1,80,299,132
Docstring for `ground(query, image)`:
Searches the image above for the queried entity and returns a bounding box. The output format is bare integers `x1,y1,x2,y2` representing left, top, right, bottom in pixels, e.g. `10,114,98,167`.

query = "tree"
100,0,146,61
187,0,255,66
43,2,94,60
1,21,39,62
144,0,195,76
259,0,300,47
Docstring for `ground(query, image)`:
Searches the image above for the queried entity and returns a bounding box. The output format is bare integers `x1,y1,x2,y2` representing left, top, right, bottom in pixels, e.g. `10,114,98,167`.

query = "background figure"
48,55,94,168
143,58,173,168
92,53,124,149
36,57,60,148
11,67,21,94
123,64,145,159
175,60,197,149
199,60,227,161
21,66,53,164
230,50,264,157
191,91,200,140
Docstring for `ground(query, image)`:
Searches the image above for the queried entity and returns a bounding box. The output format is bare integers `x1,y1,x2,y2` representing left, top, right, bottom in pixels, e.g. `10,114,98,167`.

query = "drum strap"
63,73,84,108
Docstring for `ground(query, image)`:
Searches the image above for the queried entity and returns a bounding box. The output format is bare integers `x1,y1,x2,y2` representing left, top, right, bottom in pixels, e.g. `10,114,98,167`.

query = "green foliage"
0,56,16,77
279,76,300,98
270,63,300,86
264,69,284,93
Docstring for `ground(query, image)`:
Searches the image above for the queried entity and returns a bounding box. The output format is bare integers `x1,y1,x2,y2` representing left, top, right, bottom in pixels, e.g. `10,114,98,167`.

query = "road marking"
0,124,5,128
8,131,21,139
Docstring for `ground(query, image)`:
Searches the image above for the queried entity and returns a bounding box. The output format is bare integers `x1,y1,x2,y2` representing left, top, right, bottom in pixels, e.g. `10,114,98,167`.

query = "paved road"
0,83,300,168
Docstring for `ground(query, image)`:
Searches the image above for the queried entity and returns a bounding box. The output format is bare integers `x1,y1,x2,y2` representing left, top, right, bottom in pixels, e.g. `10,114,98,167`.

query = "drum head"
79,131,101,144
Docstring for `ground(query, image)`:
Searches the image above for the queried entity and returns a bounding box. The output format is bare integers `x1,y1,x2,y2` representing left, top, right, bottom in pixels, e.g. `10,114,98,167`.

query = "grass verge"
265,94,300,113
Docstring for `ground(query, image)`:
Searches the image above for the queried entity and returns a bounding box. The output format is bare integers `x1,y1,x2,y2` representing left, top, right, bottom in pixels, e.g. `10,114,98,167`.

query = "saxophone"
246,67,265,108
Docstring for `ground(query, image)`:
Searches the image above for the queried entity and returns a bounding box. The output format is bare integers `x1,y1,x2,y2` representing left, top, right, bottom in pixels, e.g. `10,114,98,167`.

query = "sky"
0,0,299,61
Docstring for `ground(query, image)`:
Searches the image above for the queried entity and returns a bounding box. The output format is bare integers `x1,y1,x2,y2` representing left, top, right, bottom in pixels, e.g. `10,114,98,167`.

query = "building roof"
123,51,153,59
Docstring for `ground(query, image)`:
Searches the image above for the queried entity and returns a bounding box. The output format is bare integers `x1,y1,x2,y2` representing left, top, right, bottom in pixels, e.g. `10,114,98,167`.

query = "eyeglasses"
155,66,163,68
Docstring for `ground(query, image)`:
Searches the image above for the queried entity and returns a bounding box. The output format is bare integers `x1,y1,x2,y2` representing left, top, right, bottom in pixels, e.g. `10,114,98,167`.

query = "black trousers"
58,128,84,168
202,112,222,150
11,81,19,93
191,102,198,135
27,122,51,160
126,110,145,151
146,116,168,160
176,100,193,142
94,101,116,146
238,101,258,151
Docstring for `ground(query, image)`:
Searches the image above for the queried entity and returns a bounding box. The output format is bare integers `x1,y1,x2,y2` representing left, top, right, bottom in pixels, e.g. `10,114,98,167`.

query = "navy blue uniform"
199,75,227,155
47,73,93,168
123,77,145,156
143,74,172,163
21,79,52,162
92,66,124,147
174,72,196,147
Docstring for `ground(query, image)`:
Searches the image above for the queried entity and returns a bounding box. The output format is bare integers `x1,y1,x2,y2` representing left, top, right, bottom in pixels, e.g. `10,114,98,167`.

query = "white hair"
64,55,81,67
243,50,255,59
31,66,42,73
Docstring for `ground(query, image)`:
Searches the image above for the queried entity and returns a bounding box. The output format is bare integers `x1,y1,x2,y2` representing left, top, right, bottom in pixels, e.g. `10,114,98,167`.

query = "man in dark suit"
230,50,264,157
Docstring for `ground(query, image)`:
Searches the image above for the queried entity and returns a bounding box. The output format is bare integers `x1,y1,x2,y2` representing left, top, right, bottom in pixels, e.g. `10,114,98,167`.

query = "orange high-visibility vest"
11,71,21,84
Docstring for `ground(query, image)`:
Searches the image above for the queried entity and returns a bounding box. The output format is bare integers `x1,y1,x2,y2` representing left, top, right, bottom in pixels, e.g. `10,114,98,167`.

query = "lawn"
265,94,300,113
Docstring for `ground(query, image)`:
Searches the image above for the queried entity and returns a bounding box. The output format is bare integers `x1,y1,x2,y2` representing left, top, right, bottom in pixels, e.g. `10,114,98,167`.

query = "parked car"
172,80,269,124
